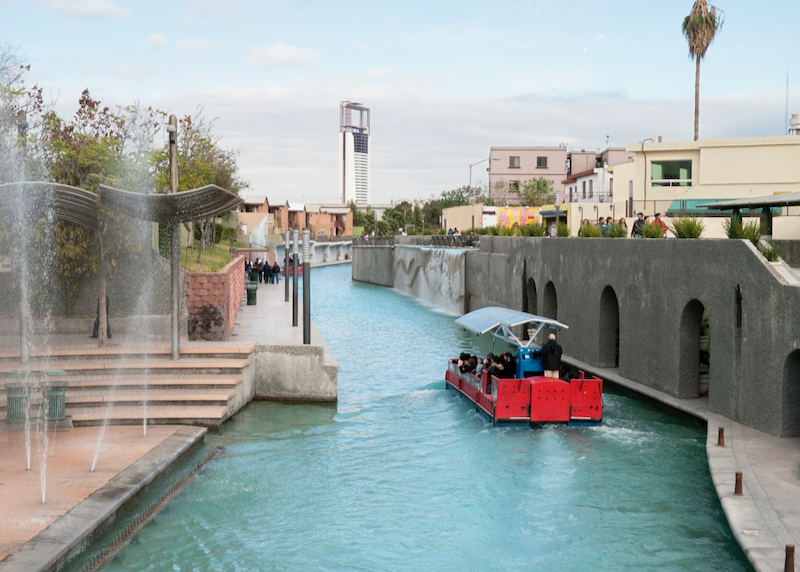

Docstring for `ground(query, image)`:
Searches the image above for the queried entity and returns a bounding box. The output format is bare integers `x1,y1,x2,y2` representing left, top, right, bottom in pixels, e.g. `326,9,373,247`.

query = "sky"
2,0,799,204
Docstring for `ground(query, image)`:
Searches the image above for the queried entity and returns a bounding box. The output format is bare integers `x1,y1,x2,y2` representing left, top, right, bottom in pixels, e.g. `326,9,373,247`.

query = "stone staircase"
0,343,255,428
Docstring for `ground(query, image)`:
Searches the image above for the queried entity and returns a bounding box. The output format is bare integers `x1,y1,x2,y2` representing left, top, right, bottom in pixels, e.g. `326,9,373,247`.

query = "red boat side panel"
569,377,603,421
529,378,571,423
494,378,531,421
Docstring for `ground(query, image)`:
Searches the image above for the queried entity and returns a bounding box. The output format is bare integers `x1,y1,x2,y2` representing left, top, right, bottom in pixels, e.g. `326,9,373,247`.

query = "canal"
78,264,752,571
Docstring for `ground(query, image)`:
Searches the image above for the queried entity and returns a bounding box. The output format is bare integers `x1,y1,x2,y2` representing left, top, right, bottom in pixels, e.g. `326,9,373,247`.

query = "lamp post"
469,157,500,230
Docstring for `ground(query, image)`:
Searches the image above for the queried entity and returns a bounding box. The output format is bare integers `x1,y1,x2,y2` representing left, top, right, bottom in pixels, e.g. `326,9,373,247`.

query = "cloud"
178,39,225,51
49,0,129,18
597,34,605,40
247,44,322,67
146,34,168,48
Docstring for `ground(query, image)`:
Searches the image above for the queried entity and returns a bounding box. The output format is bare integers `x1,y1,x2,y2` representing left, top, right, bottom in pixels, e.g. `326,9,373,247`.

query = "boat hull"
445,361,602,426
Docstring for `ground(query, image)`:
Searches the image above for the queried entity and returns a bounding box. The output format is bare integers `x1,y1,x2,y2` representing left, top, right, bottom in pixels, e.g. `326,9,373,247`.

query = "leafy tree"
682,1,724,141
152,110,249,258
440,186,469,208
349,200,375,234
520,177,554,207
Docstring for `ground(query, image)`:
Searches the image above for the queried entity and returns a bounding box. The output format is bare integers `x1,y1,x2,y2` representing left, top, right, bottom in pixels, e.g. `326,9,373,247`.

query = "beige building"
613,135,800,239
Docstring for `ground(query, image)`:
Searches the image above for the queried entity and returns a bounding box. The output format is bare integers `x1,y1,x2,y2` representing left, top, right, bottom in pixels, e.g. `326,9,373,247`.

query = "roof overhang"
99,184,243,224
456,306,568,348
698,190,800,211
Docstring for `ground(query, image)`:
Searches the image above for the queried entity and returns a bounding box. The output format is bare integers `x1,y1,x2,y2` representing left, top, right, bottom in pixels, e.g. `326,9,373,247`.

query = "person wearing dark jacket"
533,333,562,378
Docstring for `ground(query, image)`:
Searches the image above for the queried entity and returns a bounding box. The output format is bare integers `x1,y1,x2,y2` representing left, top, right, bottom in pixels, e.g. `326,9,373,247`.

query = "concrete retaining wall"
252,344,338,402
352,245,394,286
185,256,244,341
353,236,800,437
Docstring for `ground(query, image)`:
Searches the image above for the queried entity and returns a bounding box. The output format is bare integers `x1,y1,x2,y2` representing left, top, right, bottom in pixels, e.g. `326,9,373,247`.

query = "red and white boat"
445,307,603,426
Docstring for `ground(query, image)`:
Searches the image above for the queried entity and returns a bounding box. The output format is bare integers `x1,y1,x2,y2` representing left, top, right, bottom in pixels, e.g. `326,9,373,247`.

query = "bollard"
786,545,795,572
734,471,743,496
717,427,725,447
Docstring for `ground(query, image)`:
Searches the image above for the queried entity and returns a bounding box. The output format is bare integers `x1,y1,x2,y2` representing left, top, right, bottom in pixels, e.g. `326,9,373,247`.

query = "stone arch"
599,285,620,368
523,276,537,316
783,350,800,436
542,281,557,321
678,299,707,398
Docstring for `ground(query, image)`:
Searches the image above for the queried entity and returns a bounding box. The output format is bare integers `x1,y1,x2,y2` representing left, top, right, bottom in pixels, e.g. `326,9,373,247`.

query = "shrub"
485,226,498,236
670,216,705,238
520,222,546,237
760,242,783,262
556,222,570,237
723,217,763,245
607,223,627,238
642,222,666,238
498,226,517,236
578,223,602,237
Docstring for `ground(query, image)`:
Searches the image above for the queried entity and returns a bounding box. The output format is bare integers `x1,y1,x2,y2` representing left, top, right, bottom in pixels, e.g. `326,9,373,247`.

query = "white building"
339,101,370,205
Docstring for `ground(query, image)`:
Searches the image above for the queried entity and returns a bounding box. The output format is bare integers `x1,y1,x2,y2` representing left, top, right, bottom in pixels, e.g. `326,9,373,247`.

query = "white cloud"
597,34,605,40
178,39,225,51
247,44,322,67
49,0,129,18
146,34,168,48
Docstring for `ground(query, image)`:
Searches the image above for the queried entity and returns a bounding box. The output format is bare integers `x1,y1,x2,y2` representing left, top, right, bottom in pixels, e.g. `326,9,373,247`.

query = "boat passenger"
532,333,562,378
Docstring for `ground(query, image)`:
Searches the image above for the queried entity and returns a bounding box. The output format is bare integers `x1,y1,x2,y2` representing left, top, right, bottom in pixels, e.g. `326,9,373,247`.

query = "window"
582,181,586,199
509,156,520,168
651,160,692,187
589,180,593,198
537,156,547,168
509,181,520,193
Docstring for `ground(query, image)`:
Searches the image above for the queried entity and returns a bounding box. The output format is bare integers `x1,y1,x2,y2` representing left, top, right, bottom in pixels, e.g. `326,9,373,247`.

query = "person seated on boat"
500,352,516,378
457,354,477,374
532,333,563,378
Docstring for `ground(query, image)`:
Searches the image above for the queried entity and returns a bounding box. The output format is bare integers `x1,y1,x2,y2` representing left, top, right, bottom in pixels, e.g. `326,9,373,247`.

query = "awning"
456,306,568,335
698,190,800,211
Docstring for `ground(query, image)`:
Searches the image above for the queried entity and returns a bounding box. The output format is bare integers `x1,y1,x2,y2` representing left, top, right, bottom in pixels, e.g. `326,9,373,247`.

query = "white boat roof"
456,306,568,336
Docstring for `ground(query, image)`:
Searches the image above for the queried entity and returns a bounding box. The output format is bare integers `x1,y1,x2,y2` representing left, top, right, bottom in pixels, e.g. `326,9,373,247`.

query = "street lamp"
469,157,500,229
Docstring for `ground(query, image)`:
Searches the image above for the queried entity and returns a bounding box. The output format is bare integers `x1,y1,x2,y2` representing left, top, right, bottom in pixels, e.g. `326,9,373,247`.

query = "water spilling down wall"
353,236,800,437
393,245,466,315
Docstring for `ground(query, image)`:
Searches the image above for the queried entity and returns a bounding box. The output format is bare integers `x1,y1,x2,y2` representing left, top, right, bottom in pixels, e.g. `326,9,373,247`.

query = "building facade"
339,101,370,205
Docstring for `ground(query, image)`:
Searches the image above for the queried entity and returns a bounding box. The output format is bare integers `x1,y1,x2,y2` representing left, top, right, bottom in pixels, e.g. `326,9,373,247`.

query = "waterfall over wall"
393,245,465,315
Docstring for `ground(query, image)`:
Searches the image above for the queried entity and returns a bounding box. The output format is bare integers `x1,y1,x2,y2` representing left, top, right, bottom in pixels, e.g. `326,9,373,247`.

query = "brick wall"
185,255,245,341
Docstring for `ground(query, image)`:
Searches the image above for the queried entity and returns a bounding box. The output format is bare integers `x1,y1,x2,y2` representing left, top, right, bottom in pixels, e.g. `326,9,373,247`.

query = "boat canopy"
456,306,568,349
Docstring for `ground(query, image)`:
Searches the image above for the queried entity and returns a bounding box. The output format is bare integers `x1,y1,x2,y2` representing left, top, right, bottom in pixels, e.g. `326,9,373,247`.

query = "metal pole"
168,115,180,361
285,230,290,302
292,229,299,327
17,112,29,363
302,228,311,344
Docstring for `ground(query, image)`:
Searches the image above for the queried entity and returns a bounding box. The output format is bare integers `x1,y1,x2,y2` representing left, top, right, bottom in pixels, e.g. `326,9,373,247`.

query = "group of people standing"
578,217,628,237
244,258,281,284
630,212,668,238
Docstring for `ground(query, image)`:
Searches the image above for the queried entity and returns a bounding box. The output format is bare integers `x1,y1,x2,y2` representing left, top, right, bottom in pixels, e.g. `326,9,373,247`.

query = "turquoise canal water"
75,264,751,571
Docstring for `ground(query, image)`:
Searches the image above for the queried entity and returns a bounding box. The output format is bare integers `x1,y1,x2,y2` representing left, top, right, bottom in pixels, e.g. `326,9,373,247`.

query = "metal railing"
353,236,395,247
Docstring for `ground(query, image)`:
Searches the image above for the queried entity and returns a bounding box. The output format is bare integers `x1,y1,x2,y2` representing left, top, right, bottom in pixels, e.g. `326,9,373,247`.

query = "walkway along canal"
62,264,751,571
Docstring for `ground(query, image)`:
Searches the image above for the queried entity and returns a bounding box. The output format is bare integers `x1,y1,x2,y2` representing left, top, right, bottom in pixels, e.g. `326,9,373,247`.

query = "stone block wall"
185,256,244,341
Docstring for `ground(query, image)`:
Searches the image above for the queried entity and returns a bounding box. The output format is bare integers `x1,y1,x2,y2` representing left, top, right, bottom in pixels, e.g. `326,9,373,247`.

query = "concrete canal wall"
353,236,800,437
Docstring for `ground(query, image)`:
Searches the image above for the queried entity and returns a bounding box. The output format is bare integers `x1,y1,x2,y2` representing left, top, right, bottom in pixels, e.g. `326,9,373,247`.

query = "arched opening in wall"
543,281,557,321
523,278,537,316
783,350,800,436
678,299,709,398
599,286,620,368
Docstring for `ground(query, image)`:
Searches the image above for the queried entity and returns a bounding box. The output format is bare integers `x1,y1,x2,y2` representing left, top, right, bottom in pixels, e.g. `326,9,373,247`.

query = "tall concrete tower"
339,101,370,205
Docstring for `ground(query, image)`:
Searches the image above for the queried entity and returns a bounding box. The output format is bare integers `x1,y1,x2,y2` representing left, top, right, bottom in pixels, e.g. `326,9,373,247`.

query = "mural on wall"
496,207,541,227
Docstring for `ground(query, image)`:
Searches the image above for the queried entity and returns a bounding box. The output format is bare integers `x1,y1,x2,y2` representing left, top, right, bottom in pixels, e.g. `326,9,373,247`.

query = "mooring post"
285,230,290,302
734,471,743,496
302,228,311,344
292,229,299,327
785,545,795,572
167,115,180,361
717,427,725,447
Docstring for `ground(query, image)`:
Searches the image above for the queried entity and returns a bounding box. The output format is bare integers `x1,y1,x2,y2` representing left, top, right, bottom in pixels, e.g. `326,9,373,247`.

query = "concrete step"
0,357,250,375
64,388,237,407
0,342,257,361
70,405,230,427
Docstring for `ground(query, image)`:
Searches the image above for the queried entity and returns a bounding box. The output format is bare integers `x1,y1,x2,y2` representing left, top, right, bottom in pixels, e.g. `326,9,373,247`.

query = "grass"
556,222,570,237
180,241,239,272
760,242,784,262
642,222,666,238
670,216,705,238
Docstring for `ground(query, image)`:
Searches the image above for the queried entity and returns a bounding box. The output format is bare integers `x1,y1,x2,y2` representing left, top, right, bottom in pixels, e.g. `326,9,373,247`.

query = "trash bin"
4,381,30,423
245,281,258,305
249,270,259,283
40,380,69,421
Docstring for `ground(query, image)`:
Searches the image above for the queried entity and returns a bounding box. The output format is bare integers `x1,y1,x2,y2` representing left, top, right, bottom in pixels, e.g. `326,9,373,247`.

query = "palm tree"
682,1,724,141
